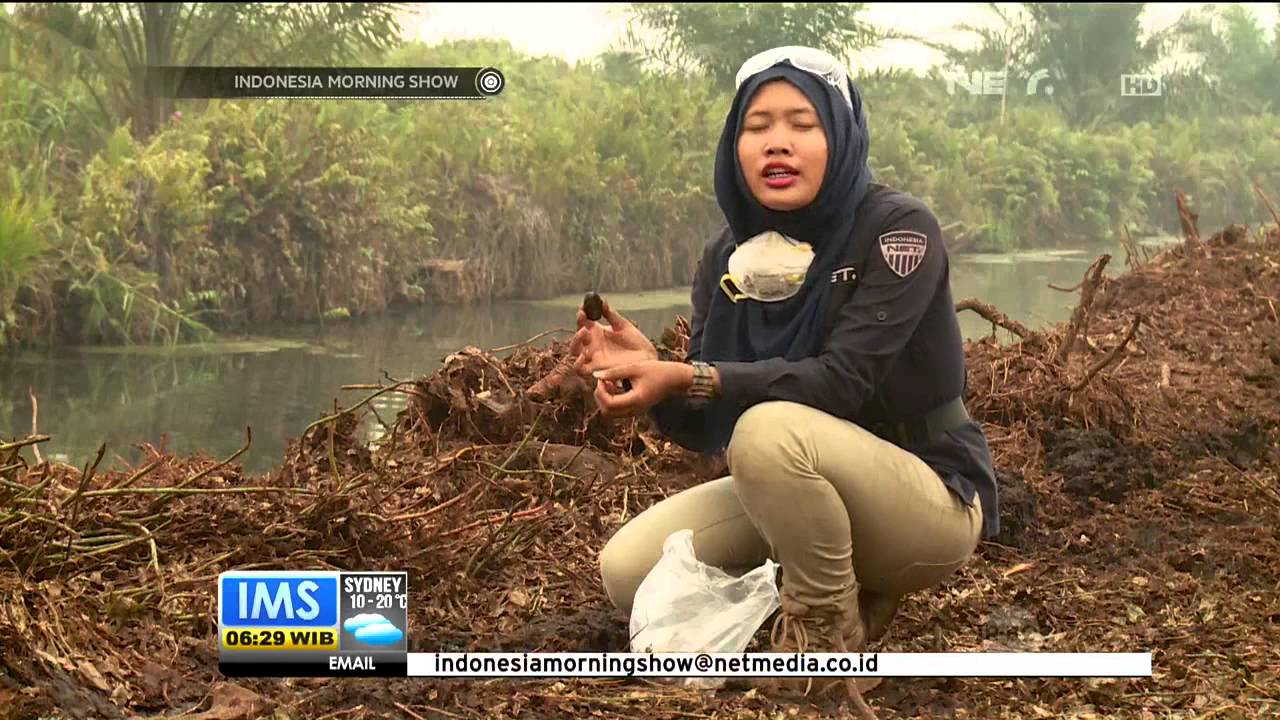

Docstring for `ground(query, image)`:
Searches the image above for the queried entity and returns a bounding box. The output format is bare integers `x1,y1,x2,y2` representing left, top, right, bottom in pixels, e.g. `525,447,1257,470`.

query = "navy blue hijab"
696,62,873,453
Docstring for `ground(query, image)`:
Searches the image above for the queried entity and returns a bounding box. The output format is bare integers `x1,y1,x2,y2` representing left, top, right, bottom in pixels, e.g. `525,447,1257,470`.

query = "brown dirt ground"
2,221,1278,720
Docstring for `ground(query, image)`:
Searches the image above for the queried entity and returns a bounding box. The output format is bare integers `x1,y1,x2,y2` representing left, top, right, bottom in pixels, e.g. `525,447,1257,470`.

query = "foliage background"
1,2,1277,346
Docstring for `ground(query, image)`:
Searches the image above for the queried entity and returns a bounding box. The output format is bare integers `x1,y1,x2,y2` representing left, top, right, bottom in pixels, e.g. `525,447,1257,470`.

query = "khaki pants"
600,401,983,613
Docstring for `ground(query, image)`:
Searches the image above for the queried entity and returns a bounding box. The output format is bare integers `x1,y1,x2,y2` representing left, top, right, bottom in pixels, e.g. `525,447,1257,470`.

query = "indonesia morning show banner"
218,571,408,677
146,67,505,99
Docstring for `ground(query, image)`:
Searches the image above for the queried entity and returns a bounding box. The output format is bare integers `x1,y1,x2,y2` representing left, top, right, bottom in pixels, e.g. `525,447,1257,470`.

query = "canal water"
0,241,1175,474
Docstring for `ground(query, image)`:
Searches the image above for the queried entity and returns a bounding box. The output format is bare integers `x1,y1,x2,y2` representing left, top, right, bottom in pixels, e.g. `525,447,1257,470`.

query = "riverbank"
1,216,1278,719
2,247,1157,475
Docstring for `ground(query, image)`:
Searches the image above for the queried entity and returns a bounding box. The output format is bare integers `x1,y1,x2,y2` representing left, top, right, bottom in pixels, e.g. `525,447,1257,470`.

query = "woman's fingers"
601,299,632,331
594,374,631,414
592,364,636,382
592,365,651,417
573,349,594,377
569,325,593,356
594,379,618,413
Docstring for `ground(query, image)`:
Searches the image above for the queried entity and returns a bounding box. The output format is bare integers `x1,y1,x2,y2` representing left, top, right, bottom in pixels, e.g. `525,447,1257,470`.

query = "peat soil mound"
2,221,1278,719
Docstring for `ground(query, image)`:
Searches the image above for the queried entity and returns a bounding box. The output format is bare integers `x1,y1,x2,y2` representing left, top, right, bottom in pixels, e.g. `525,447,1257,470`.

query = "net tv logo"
1121,74,1163,97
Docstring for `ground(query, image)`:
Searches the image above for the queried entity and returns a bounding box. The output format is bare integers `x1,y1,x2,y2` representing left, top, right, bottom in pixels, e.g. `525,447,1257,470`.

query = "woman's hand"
591,361,692,417
570,298,658,377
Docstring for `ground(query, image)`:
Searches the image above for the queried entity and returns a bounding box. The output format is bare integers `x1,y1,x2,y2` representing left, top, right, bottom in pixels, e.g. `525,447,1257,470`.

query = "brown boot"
760,588,881,720
858,588,902,644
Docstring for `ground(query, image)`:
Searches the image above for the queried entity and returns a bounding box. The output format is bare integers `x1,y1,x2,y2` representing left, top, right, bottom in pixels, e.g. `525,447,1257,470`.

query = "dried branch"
53,443,107,577
61,443,107,512
1055,255,1111,366
81,486,307,498
1048,280,1085,293
489,327,574,354
1071,315,1142,391
1120,223,1147,268
387,485,480,523
955,298,1038,341
173,426,252,490
106,455,166,491
339,384,431,402
1254,183,1280,240
438,502,549,540
302,380,421,439
0,435,50,454
28,388,43,466
1176,190,1201,246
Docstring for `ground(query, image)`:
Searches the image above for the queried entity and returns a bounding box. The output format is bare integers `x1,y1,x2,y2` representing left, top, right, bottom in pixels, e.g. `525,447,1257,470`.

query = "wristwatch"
687,361,716,408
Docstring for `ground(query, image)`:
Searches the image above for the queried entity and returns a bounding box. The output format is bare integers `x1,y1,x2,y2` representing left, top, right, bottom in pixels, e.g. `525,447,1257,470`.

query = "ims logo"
219,571,408,676
220,573,339,626
218,572,343,656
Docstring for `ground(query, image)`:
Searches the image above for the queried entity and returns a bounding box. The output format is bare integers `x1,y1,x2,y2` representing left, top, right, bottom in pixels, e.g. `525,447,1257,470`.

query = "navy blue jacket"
653,183,1001,539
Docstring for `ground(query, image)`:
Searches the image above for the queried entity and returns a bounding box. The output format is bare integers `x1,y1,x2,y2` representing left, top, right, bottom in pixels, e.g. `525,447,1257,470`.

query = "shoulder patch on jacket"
878,230,928,278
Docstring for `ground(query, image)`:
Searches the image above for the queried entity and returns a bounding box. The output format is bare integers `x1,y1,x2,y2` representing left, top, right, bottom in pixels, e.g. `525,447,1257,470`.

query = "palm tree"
926,3,1175,128
1164,3,1280,115
1,3,407,140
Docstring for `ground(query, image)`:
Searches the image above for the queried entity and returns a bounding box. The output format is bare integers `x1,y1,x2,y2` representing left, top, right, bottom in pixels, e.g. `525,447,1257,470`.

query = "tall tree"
1023,3,1169,127
931,3,1174,128
923,2,1037,74
1165,3,1280,115
620,3,884,90
1,3,408,140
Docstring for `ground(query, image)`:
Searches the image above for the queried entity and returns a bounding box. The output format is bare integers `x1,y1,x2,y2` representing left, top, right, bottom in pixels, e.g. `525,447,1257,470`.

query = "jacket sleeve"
712,202,947,421
648,231,721,451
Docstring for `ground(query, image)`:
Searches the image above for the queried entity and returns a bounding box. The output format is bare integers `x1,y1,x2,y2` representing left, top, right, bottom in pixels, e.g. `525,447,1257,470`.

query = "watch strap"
687,361,715,407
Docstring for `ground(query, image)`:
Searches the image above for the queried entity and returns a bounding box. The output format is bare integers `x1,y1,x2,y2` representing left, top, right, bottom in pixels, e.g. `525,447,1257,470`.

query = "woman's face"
736,79,828,211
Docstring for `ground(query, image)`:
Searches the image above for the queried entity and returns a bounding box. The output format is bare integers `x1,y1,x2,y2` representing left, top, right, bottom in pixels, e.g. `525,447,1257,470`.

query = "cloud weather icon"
343,613,404,646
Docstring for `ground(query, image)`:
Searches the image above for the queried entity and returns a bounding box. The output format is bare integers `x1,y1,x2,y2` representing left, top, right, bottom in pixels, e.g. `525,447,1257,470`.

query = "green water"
0,239,1176,474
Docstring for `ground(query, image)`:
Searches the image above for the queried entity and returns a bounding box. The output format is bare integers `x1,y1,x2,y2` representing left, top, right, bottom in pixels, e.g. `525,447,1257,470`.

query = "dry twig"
490,327,574,354
28,388,43,466
956,298,1039,342
1177,190,1201,245
1254,182,1280,240
1055,255,1110,365
1071,315,1143,391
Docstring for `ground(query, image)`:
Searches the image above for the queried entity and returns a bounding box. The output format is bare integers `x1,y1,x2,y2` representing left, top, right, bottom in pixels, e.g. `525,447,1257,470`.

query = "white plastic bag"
629,529,780,688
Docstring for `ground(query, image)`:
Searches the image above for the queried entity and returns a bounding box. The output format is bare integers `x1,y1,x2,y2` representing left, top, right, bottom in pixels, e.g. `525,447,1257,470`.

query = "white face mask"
719,231,815,303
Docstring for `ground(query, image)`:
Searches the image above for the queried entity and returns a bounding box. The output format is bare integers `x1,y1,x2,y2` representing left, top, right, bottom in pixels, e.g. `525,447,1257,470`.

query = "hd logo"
218,570,408,677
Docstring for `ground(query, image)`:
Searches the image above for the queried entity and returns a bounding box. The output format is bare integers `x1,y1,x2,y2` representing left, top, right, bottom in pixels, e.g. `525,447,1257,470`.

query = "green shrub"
3,38,1280,345
0,193,50,344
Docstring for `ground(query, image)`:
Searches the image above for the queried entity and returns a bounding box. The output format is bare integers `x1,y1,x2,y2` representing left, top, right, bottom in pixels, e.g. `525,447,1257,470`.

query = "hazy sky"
402,2,1279,72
